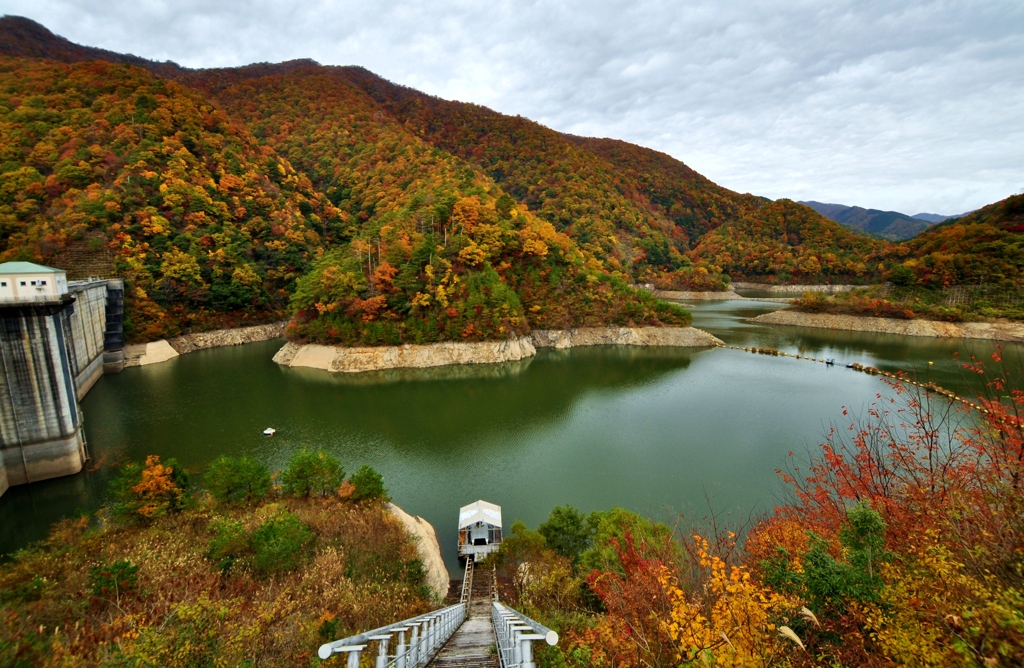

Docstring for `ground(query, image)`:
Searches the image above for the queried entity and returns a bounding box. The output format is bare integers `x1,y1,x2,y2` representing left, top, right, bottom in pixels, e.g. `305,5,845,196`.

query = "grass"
0,495,432,667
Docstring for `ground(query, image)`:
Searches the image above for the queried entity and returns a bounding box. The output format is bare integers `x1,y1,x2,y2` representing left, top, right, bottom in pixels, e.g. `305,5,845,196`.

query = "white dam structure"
0,262,125,496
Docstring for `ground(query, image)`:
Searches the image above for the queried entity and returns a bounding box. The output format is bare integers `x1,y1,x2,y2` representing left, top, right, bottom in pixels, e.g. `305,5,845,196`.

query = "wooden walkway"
428,561,498,668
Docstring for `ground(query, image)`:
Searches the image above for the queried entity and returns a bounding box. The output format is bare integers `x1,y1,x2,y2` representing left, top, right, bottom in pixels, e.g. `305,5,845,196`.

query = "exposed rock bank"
652,289,744,301
388,503,449,601
531,326,723,349
731,282,857,293
753,310,1024,342
125,322,286,367
276,326,723,373
274,336,536,373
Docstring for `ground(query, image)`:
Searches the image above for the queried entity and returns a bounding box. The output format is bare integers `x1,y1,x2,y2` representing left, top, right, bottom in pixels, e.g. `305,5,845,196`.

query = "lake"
1,299,1016,575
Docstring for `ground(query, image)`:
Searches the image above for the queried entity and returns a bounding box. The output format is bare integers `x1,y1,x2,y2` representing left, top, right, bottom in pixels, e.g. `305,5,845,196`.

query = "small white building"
458,499,503,560
0,262,68,303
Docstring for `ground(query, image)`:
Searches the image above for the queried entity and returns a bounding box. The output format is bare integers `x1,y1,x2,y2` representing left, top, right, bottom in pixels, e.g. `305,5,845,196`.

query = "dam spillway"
0,262,124,496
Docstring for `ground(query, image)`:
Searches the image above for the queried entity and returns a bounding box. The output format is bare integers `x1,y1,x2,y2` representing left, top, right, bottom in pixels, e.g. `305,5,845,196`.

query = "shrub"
538,505,592,563
349,465,389,501
205,456,272,505
108,455,189,521
205,510,314,577
280,448,345,497
206,518,249,574
88,560,139,599
249,511,314,575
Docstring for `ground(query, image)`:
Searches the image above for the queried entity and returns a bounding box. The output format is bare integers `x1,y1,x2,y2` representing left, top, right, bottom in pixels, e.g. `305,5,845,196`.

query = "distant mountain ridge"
798,201,963,240
0,14,187,77
911,212,966,224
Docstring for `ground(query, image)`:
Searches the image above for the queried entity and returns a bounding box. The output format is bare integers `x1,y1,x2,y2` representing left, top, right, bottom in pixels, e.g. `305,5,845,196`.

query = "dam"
0,262,124,496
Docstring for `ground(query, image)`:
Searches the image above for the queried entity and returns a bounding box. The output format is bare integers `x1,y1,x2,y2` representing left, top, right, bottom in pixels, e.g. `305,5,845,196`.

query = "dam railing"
491,602,558,668
317,603,465,667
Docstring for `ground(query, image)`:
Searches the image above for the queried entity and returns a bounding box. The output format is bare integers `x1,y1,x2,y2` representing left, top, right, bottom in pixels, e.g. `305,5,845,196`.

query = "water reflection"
2,303,1020,576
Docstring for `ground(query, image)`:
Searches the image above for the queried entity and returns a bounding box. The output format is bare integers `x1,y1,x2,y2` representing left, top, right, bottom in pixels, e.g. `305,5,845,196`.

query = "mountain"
0,14,186,78
0,56,336,341
903,194,1023,288
799,201,936,240
0,15,1018,342
691,199,891,283
912,212,965,224
0,22,684,344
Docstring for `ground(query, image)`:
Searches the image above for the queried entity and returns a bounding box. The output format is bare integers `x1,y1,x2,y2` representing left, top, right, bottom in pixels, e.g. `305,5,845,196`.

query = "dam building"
0,262,124,497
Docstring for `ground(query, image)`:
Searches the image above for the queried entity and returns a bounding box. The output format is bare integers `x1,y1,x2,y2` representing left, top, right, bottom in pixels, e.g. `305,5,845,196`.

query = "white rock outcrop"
276,327,723,373
653,289,744,301
731,282,856,293
279,336,537,373
124,339,179,367
125,322,287,367
530,326,723,349
388,503,449,601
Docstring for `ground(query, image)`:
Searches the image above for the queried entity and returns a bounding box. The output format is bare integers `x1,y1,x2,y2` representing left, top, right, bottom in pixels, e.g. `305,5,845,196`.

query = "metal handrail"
317,602,465,666
491,602,558,668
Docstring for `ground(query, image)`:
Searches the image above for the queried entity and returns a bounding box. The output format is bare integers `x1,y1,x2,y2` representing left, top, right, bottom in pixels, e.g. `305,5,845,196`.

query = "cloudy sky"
6,0,1023,214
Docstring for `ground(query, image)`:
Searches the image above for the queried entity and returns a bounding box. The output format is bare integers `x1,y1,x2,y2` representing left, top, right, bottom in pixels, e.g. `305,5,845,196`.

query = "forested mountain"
799,200,936,240
0,15,186,78
690,199,892,283
185,64,686,343
0,15,1019,344
903,193,1024,287
0,57,335,340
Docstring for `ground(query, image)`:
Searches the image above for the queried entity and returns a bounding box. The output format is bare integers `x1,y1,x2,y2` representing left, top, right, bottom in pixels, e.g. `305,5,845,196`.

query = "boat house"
458,500,502,560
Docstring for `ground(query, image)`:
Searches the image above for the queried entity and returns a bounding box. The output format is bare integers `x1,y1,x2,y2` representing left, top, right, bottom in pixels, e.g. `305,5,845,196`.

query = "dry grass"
0,496,432,667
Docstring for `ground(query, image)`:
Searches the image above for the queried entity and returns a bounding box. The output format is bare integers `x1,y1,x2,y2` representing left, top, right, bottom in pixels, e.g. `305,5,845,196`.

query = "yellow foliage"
862,529,1024,667
660,535,794,666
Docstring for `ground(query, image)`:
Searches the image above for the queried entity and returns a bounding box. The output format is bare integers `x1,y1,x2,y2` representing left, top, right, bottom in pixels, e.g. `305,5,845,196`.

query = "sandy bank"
388,503,449,600
277,326,723,373
124,322,286,367
752,310,1024,342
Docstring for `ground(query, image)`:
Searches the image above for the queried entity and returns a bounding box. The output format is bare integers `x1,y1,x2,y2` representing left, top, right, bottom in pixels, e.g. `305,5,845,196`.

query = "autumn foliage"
0,455,424,666
483,352,1023,667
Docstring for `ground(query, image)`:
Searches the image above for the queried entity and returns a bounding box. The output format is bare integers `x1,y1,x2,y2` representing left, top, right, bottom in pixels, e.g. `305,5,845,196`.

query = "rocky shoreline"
753,310,1024,342
731,282,857,293
276,326,723,374
124,322,286,367
652,289,744,301
388,503,449,600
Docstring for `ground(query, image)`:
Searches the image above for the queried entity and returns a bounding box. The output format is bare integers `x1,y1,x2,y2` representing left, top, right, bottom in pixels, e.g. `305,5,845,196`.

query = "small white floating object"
263,427,276,436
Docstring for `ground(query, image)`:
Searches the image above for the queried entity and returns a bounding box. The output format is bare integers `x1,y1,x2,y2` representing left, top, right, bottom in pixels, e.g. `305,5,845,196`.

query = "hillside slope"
334,68,755,282
2,15,1016,325
186,65,688,343
690,199,893,283
0,57,337,341
902,193,1023,287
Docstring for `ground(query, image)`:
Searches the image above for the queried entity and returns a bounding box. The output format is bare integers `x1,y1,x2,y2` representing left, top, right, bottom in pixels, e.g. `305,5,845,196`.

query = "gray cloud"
5,0,1023,213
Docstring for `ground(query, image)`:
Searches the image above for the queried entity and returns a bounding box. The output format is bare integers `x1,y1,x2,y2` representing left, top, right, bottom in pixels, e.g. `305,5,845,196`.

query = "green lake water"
2,300,1018,576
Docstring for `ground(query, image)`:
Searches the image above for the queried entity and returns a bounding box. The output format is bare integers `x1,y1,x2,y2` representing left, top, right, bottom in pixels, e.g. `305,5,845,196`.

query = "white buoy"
263,427,276,436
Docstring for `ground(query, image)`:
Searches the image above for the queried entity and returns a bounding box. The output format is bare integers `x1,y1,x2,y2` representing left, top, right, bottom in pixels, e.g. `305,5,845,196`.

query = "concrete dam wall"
0,279,124,496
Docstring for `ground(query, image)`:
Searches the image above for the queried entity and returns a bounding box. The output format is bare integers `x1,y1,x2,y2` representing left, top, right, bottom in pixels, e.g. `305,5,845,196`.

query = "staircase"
428,558,498,667
317,556,556,667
